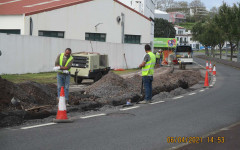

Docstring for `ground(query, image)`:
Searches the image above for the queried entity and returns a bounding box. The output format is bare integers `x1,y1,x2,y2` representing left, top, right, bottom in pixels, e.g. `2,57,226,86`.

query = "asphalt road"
1,57,240,150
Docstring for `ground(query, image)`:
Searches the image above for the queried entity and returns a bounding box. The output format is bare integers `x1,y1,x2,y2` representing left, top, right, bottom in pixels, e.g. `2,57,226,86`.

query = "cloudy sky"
174,0,239,10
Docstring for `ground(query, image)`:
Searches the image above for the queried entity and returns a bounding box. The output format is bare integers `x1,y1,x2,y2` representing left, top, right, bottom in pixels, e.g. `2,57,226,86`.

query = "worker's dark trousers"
142,76,153,101
57,73,70,102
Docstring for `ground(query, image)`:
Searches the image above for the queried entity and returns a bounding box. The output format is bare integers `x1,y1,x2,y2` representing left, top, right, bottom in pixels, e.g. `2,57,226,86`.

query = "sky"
174,0,239,10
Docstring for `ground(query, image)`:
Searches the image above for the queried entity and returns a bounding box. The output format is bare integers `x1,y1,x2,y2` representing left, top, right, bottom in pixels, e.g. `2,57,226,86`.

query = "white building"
154,10,169,21
174,25,201,50
0,0,152,44
118,0,156,48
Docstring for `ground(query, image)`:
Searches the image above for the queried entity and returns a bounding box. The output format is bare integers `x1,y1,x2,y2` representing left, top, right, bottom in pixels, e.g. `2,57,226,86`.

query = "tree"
156,0,174,11
154,18,176,38
192,20,221,56
215,3,238,61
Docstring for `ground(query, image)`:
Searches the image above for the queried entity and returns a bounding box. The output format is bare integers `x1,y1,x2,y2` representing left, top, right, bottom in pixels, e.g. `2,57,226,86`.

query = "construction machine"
70,52,110,84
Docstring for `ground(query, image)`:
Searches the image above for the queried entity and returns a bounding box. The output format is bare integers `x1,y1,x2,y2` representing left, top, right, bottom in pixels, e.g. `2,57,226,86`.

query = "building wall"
0,33,146,74
154,13,170,21
22,0,151,44
0,15,25,34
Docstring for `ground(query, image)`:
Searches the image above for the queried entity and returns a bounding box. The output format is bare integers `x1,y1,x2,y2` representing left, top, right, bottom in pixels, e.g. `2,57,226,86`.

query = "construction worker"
159,49,164,66
155,49,160,66
53,48,73,106
138,44,156,104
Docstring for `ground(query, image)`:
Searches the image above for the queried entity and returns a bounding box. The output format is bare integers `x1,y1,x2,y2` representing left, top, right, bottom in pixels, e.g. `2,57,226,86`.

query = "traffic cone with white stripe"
206,61,209,70
212,65,216,76
209,61,212,73
53,86,73,123
204,70,209,87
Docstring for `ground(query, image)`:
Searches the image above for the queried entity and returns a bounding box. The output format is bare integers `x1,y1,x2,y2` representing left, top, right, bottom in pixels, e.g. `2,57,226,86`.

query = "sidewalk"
174,122,240,150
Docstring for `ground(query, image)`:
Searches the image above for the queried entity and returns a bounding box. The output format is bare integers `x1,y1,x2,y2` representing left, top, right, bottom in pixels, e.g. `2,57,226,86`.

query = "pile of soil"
0,66,203,127
0,77,57,127
0,77,57,112
85,68,203,105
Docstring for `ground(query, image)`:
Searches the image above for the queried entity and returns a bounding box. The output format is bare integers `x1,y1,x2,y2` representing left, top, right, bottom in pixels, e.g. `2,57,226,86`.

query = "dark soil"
0,67,203,128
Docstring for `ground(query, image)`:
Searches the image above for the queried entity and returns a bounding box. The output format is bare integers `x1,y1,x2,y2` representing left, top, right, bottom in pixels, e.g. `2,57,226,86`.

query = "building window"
38,30,64,38
85,33,106,42
124,34,141,44
0,29,20,34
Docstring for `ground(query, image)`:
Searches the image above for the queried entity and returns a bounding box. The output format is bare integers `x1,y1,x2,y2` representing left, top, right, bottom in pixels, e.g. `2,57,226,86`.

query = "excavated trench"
0,66,204,127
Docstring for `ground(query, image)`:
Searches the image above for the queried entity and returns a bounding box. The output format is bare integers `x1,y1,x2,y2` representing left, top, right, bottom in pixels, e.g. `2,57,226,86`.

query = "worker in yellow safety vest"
138,44,156,104
53,48,73,106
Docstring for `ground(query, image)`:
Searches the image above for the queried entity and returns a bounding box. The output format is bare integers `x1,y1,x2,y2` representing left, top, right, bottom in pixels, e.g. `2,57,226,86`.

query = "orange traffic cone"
212,65,216,76
204,70,209,87
206,61,209,70
209,61,212,73
53,86,73,123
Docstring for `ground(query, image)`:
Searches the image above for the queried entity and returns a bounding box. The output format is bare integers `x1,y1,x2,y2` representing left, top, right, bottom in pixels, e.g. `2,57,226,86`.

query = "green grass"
1,72,74,84
178,22,195,30
1,69,141,84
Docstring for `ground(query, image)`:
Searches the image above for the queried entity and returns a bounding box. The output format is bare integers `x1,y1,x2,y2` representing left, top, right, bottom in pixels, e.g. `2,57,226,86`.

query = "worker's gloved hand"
63,70,69,74
53,66,60,71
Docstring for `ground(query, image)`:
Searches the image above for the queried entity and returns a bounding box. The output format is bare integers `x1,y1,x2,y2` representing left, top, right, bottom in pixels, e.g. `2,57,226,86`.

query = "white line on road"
80,113,106,119
173,96,184,99
188,93,196,95
150,101,165,105
199,89,205,92
193,61,205,69
120,106,139,111
21,123,56,130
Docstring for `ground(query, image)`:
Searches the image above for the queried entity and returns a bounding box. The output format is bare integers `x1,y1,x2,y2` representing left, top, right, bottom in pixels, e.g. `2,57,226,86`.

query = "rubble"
0,66,204,127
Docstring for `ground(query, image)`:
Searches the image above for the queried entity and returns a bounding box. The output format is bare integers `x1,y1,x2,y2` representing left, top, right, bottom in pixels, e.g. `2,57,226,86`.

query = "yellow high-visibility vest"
59,53,73,71
142,52,156,76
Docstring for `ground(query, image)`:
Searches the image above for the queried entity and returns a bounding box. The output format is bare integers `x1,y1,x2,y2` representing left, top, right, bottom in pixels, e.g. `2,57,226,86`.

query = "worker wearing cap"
53,48,73,106
138,44,156,104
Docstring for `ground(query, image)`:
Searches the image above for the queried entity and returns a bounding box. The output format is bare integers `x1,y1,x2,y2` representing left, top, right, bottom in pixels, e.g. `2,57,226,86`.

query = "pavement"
173,54,240,150
173,122,240,150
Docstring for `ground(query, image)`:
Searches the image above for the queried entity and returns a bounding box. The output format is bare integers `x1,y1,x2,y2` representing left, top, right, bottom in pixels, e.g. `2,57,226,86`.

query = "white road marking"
0,0,21,5
173,96,184,99
21,123,56,130
80,113,106,119
150,101,165,105
188,92,196,95
120,106,139,111
193,61,205,69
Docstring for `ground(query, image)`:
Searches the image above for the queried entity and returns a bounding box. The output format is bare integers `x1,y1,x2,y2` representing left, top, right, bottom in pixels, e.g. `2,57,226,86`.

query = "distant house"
154,10,170,21
169,12,186,24
174,25,201,50
0,0,152,44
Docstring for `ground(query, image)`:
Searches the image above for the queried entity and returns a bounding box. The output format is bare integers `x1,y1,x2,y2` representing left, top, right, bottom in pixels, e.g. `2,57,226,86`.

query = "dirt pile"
0,77,57,127
85,68,203,105
0,77,57,112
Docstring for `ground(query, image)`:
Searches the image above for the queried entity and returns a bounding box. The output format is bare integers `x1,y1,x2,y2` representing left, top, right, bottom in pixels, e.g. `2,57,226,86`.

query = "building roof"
154,9,168,15
0,0,92,16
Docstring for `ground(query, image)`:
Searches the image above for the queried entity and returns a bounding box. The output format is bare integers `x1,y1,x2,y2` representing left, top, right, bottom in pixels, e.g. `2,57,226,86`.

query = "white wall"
22,0,151,44
0,15,25,34
0,34,146,74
